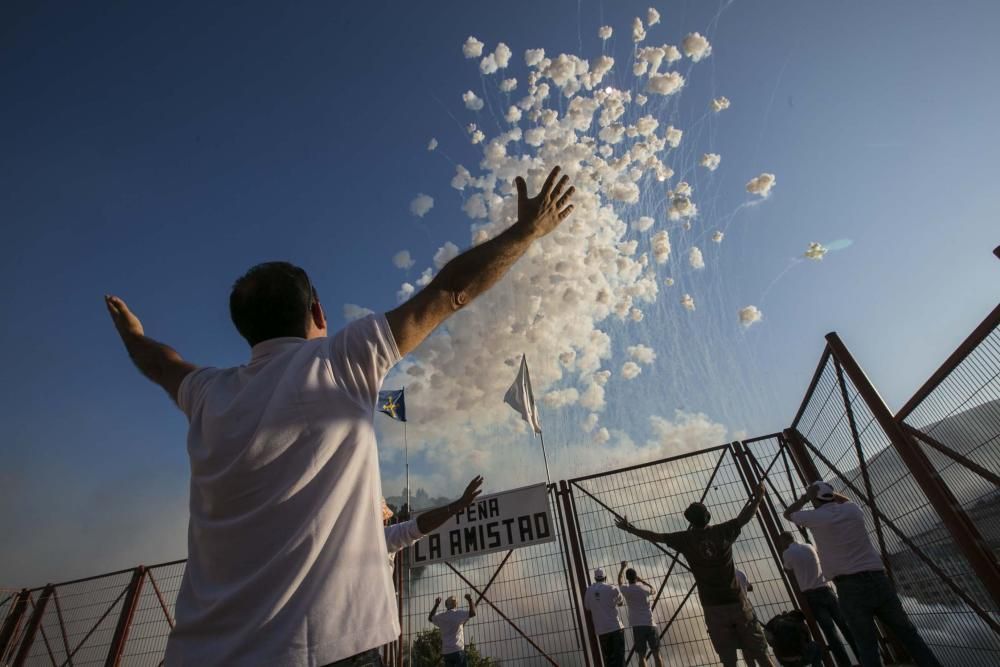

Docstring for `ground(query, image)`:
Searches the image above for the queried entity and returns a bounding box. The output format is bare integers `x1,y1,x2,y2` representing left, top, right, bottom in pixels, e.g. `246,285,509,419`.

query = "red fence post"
105,566,146,667
559,480,599,666
825,332,1000,609
0,589,30,661
12,585,53,667
783,428,822,484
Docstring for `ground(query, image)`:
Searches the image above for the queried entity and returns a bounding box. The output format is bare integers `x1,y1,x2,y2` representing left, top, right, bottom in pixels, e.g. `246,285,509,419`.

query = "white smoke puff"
470,129,485,144
433,242,460,269
665,125,683,148
593,370,612,386
700,153,721,171
662,45,682,64
652,230,671,263
504,105,522,123
622,361,642,379
480,54,498,75
675,181,692,197
634,216,655,232
627,344,657,364
664,277,675,286
427,138,438,151
630,307,644,322
462,90,484,111
579,382,606,411
635,94,648,106
499,78,517,92
524,48,545,67
711,96,731,112
681,293,695,311
688,246,705,269
711,231,724,243
392,250,415,269
647,8,661,26
343,304,373,321
635,115,659,136
542,388,579,408
646,72,684,96
462,193,487,219
668,195,696,220
632,17,646,42
648,410,728,455
463,36,484,58
409,193,434,217
581,413,599,433
589,55,615,82
396,283,414,303
524,127,545,147
739,305,763,328
598,25,613,40
609,181,640,203
598,123,626,144
804,242,828,260
746,173,777,197
633,60,649,76
415,268,433,287
494,42,512,68
618,240,638,256
471,229,490,246
681,32,712,62
451,165,472,190
594,427,611,445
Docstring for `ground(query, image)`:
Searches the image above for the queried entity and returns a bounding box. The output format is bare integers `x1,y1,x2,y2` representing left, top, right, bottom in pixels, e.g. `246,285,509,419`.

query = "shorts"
632,625,660,655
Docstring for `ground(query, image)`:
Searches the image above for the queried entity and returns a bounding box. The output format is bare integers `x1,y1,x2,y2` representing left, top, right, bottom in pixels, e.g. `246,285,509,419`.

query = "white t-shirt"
735,569,750,595
620,583,654,627
165,314,400,667
789,501,884,580
584,582,624,635
782,542,830,592
432,609,471,655
385,520,423,568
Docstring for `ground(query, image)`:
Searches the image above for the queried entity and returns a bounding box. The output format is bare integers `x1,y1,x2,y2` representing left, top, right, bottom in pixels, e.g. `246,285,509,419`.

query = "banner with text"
411,483,555,565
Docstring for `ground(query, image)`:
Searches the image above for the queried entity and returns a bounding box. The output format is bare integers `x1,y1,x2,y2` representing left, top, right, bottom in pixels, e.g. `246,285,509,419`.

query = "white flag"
504,354,542,434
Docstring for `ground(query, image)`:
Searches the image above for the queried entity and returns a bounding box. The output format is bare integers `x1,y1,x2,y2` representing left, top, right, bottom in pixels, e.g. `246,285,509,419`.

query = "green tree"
409,628,500,667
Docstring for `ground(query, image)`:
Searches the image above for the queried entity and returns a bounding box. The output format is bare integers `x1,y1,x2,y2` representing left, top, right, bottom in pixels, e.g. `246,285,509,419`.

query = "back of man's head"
230,262,317,346
445,596,457,610
809,481,836,507
625,568,637,584
778,531,795,550
684,502,712,529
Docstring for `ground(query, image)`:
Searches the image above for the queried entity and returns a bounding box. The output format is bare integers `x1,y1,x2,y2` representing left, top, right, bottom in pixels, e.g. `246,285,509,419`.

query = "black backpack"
764,610,810,659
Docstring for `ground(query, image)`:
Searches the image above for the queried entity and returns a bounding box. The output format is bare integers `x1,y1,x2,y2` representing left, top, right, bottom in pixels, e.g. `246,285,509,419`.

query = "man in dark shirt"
616,483,775,667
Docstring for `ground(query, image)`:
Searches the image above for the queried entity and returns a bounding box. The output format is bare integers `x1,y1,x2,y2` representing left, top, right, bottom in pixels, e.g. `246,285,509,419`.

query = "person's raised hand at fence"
464,593,477,618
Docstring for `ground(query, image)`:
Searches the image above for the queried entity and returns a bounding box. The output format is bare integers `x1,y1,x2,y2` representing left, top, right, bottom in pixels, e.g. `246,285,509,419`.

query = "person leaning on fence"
584,567,626,667
777,531,857,667
428,594,477,667
615,483,777,667
617,562,665,667
104,166,576,667
783,481,942,667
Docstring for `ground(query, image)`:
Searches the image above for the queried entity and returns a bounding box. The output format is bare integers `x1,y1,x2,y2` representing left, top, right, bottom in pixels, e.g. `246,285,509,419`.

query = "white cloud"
648,410,727,455
396,282,415,303
681,293,696,311
542,387,580,408
711,96,731,112
627,344,657,364
463,36,484,59
610,181,640,203
427,137,438,151
433,242,460,269
647,72,685,96
343,304,373,321
524,48,545,67
622,361,642,379
634,216,654,232
688,246,705,269
738,305,763,328
665,125,682,148
682,32,712,62
499,78,517,92
700,153,721,171
632,17,646,42
598,26,613,40
462,90,484,111
470,129,485,144
711,231,724,243
635,93,648,106
746,173,776,197
480,54,498,75
652,230,671,264
409,193,434,217
804,242,828,260
647,8,661,26
581,413,599,433
392,250,415,269
494,42,512,68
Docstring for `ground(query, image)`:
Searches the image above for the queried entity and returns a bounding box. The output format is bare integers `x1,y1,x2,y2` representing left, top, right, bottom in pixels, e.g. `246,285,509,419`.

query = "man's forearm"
624,526,668,545
120,333,193,395
416,499,465,534
783,495,810,521
738,490,766,526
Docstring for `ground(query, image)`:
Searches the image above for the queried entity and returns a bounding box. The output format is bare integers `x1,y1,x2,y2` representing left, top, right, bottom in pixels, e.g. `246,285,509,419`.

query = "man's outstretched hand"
615,516,634,533
514,166,575,239
459,475,485,507
105,295,144,340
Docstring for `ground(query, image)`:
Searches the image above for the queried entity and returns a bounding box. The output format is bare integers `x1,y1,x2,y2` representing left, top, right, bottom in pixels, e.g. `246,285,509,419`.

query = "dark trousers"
321,648,383,667
703,599,775,667
804,586,857,667
599,629,625,667
443,650,468,667
835,571,942,667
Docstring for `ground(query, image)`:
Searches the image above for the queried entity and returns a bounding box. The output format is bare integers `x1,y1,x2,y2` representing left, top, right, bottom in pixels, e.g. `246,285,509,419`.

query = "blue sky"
1,0,998,586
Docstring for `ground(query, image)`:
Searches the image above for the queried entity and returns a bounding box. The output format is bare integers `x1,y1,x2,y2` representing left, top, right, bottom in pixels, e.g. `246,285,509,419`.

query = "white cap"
594,567,606,580
810,481,835,501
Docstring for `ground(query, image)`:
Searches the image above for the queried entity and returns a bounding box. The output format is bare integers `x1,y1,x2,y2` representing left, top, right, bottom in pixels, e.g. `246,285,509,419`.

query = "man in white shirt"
428,594,476,667
584,567,625,667
105,167,576,666
617,562,664,667
784,481,941,667
778,531,857,667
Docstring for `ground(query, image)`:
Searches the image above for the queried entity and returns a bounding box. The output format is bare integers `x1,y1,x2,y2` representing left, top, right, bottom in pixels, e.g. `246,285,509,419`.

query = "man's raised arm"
615,517,675,547
416,476,484,534
386,166,575,357
736,482,766,526
105,296,195,402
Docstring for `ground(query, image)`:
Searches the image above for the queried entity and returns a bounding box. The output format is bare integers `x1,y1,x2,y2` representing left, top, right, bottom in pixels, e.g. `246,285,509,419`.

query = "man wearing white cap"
784,481,941,667
584,567,625,667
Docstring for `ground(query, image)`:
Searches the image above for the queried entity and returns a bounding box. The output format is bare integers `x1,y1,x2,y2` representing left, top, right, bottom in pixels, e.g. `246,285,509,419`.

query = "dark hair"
778,531,794,543
684,502,712,528
230,262,317,346
625,568,637,583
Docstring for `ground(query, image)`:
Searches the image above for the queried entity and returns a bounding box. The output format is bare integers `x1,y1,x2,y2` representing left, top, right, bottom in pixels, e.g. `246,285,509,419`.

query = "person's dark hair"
779,531,794,543
625,568,637,583
684,502,712,528
230,262,318,346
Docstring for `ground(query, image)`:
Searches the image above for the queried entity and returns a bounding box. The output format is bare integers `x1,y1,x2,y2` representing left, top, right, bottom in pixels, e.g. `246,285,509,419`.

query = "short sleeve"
457,610,471,623
384,520,423,555
720,519,742,542
176,367,220,418
431,614,442,628
326,314,401,409
656,530,688,552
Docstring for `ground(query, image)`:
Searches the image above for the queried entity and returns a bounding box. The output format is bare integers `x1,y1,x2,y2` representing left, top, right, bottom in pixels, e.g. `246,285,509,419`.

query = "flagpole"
538,429,552,486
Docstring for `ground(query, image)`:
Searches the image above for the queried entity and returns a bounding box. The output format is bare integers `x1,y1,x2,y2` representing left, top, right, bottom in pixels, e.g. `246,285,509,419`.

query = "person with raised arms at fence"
585,567,626,667
777,531,857,667
783,482,942,667
428,594,477,667
617,561,665,667
615,483,776,667
104,166,575,667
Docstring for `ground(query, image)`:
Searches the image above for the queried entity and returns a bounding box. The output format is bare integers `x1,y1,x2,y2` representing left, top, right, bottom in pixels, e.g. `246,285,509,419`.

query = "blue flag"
377,388,406,422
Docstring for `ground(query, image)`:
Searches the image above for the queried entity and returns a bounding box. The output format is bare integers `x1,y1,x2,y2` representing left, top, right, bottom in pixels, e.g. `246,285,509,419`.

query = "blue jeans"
834,571,942,667
443,650,468,667
804,586,857,667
